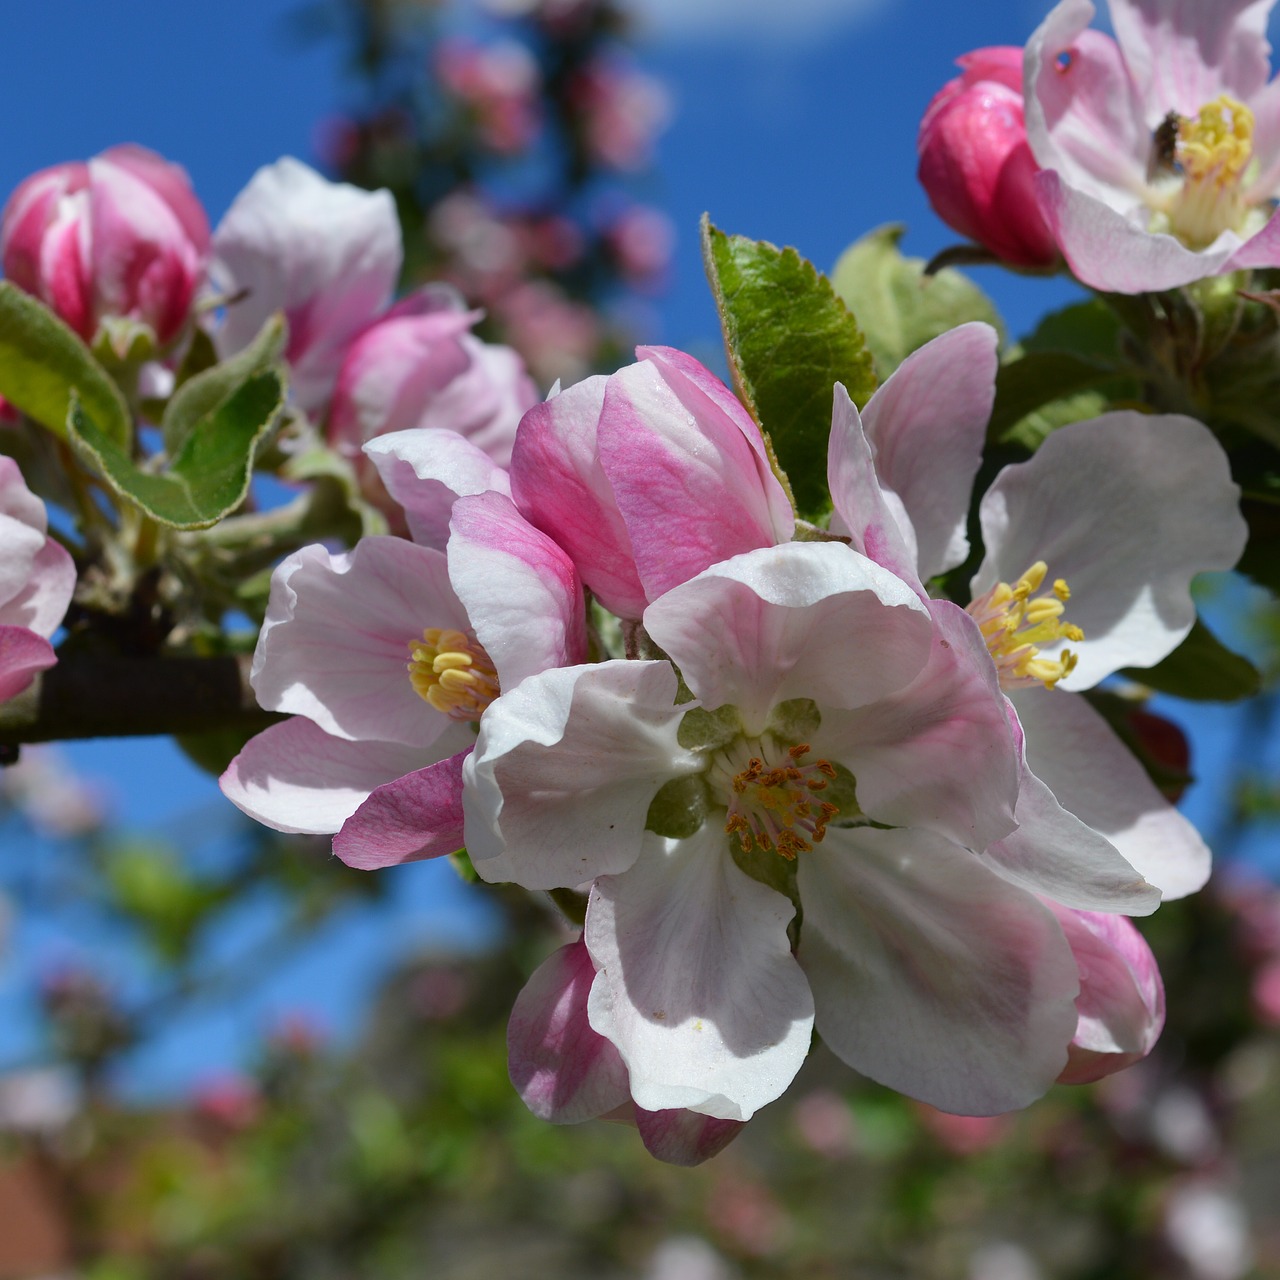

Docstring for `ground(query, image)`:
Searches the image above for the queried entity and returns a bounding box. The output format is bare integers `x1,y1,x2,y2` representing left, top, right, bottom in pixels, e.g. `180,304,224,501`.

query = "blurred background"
1,0,1279,1276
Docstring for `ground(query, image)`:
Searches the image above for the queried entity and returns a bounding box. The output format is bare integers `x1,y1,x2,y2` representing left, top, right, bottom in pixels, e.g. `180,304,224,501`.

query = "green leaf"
829,224,1004,378
988,352,1120,447
68,370,285,530
1122,618,1262,701
702,215,876,518
162,313,286,455
0,281,130,446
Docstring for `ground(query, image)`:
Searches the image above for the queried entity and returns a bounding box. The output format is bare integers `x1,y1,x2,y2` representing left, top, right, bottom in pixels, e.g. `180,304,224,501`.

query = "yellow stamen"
1158,95,1256,247
713,740,839,861
966,561,1084,691
407,628,499,721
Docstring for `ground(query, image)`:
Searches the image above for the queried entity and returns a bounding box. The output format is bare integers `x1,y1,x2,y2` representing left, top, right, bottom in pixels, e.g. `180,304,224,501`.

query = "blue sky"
2,0,1277,1091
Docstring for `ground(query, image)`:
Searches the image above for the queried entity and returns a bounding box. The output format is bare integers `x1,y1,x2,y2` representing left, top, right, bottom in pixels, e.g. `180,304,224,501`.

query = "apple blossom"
917,47,1058,267
220,464,586,869
0,458,75,704
209,158,402,414
509,345,794,618
1024,0,1280,290
465,539,1083,1120
1,145,210,350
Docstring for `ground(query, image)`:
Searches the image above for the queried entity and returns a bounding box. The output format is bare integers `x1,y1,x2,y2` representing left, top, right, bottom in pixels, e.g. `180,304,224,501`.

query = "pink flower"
604,204,676,287
220,435,586,871
1046,902,1165,1084
917,47,1058,267
1,145,210,349
1024,0,1280,291
570,59,671,172
510,346,795,619
0,459,75,704
327,293,538,474
210,158,402,414
435,37,543,155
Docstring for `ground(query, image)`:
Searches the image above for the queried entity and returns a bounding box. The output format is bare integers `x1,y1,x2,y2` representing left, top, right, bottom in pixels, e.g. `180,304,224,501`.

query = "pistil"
407,627,500,721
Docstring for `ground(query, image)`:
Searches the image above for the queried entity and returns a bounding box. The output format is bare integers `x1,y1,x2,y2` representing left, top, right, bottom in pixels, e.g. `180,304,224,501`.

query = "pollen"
711,740,839,861
966,560,1084,691
1158,94,1256,247
407,627,500,721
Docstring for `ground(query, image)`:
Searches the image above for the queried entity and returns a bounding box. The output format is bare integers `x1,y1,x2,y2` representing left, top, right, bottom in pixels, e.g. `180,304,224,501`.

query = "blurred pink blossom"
571,59,671,171
436,37,543,154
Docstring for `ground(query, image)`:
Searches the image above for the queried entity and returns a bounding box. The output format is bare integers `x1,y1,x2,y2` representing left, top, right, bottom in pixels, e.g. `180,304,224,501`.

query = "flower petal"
219,716,429,834
798,825,1079,1115
643,542,931,734
250,538,468,748
0,626,57,703
599,347,793,600
463,660,696,888
1110,0,1275,118
973,411,1246,687
1012,686,1211,899
586,825,814,1121
817,600,1020,850
363,427,512,551
634,1106,745,1166
447,490,586,691
333,744,472,870
508,938,631,1124
0,539,75,636
859,323,998,580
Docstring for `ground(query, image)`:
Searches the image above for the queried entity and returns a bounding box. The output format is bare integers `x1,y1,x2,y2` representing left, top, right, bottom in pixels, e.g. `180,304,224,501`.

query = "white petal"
586,825,814,1121
250,538,468,748
463,660,697,888
798,825,1079,1115
974,412,1246,688
643,542,931,735
1012,686,1210,899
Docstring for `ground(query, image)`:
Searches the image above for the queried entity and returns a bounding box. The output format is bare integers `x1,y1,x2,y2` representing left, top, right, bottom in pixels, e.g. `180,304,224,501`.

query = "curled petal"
634,1106,745,1166
586,826,814,1122
0,627,57,703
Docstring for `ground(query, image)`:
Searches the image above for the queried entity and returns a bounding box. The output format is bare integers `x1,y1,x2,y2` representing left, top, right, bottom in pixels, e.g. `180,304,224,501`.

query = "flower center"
966,561,1084,691
407,628,499,721
709,738,839,861
1155,95,1256,247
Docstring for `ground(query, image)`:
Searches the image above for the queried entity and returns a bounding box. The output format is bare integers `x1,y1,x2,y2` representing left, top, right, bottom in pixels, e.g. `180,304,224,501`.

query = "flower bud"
327,294,538,471
917,48,1058,268
1047,901,1165,1085
1,145,210,349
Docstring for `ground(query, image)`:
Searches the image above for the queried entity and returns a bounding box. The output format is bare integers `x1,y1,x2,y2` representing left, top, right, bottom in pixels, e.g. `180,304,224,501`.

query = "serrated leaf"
702,215,875,518
829,224,1004,377
68,370,285,530
0,281,130,446
1122,618,1261,702
162,313,286,455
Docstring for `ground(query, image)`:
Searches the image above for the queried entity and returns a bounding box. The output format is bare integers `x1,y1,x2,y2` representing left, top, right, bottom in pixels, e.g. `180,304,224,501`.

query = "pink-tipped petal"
333,748,469,869
798,825,1079,1116
634,1106,745,1166
586,825,814,1122
0,539,77,636
510,376,649,619
447,491,586,690
508,938,631,1124
0,627,57,703
859,324,998,580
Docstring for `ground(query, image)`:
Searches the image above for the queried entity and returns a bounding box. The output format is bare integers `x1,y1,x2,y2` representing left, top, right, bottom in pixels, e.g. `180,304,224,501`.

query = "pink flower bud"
327,292,538,473
1,145,210,348
1047,902,1165,1085
917,48,1058,268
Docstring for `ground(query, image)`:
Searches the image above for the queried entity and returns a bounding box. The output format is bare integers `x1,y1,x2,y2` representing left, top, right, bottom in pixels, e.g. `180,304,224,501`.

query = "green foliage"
701,215,876,519
68,370,285,530
162,314,287,456
0,281,131,446
1123,617,1262,702
829,224,1004,378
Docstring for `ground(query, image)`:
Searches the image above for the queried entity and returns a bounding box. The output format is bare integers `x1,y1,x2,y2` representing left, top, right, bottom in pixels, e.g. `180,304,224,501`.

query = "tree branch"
0,653,281,747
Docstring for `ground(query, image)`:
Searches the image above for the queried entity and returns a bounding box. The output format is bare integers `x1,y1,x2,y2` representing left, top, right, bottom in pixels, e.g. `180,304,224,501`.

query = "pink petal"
634,1106,745,1166
859,324,997,580
447,490,586,690
508,938,631,1124
798,825,1079,1115
0,539,77,637
510,376,648,619
100,145,210,256
0,626,57,703
333,748,469,869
